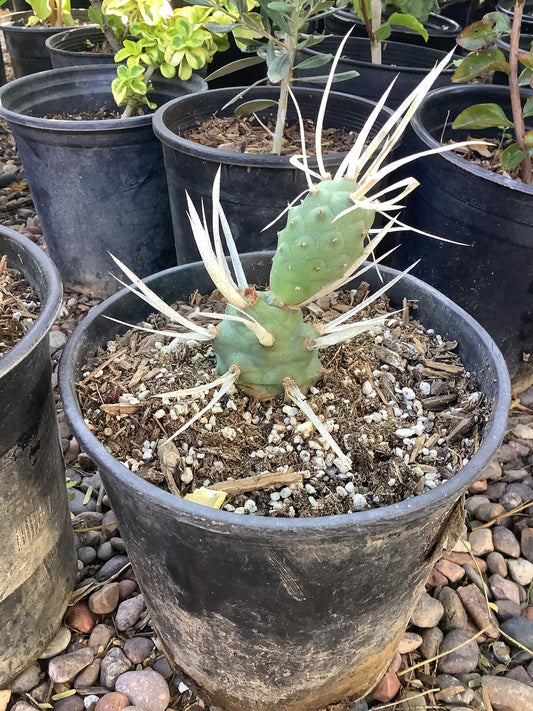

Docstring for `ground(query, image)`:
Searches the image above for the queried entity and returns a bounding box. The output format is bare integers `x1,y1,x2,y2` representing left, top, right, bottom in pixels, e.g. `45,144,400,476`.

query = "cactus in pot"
110,45,476,488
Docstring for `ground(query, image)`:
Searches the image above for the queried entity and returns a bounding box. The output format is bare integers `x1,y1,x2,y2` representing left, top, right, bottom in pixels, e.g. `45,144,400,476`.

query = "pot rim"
0,65,206,132
496,0,533,21
411,83,533,195
59,253,511,535
0,9,90,31
332,8,461,35
152,85,395,167
45,25,112,56
0,228,62,377
298,35,460,75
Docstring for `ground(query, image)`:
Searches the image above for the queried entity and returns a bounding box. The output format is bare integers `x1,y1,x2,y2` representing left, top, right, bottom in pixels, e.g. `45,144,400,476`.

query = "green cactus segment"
212,291,321,399
270,178,376,306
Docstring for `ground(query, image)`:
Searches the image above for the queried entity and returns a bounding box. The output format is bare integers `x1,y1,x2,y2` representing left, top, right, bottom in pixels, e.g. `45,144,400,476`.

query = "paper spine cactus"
111,42,476,467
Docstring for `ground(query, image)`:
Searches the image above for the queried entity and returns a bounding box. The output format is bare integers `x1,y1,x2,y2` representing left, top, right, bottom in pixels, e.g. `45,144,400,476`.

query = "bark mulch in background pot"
396,83,533,389
46,27,115,69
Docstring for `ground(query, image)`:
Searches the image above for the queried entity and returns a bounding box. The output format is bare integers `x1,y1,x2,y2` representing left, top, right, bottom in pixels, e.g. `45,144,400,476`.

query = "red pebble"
468,480,488,494
371,667,401,702
425,567,448,588
64,600,99,633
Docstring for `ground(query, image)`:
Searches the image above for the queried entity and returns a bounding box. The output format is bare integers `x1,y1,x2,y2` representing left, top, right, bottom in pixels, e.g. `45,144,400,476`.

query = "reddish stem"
509,0,532,183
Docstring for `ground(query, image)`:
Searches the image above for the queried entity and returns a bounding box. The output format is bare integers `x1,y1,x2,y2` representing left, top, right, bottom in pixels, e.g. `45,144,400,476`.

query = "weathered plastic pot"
59,253,510,711
152,86,395,265
325,9,461,51
46,26,115,68
0,65,206,298
0,228,77,686
396,84,533,385
296,36,459,109
0,10,90,77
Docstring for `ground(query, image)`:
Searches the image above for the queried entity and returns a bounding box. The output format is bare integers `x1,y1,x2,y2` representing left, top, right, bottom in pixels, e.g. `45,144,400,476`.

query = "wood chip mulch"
0,255,40,358
77,283,491,518
184,115,357,155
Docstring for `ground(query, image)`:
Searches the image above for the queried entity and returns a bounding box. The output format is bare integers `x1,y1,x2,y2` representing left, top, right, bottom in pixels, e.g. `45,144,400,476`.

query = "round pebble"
100,647,134,689
438,629,479,674
123,637,155,665
410,593,444,628
115,670,170,711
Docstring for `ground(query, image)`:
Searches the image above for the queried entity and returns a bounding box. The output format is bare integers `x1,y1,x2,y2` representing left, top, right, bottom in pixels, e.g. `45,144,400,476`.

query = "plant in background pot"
0,227,77,686
59,56,511,711
450,2,533,181
294,0,461,111
324,0,461,53
394,0,533,386
0,0,246,298
85,0,233,116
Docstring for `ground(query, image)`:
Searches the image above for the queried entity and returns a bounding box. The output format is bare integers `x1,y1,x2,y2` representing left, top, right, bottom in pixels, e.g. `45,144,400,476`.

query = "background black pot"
0,228,77,686
0,9,90,77
324,9,461,51
46,26,115,68
497,0,533,33
59,253,510,711
439,0,473,27
396,84,533,386
0,65,206,298
152,86,394,265
296,36,459,109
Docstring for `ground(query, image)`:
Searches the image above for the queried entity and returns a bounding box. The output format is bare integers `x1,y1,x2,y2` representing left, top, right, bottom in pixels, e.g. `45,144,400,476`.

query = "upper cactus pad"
269,178,375,306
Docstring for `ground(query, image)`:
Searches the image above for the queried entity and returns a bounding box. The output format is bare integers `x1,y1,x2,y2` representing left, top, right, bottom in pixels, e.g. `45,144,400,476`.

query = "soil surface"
77,286,488,517
0,256,40,357
451,137,531,182
184,115,357,155
0,43,532,711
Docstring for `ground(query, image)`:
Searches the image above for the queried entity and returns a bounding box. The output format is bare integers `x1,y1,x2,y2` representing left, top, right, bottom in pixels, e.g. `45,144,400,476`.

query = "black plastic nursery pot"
296,36,459,109
0,228,77,686
46,26,115,68
324,9,461,51
497,0,533,33
440,0,472,27
152,86,395,265
0,65,206,298
396,84,533,384
59,252,510,711
0,10,90,77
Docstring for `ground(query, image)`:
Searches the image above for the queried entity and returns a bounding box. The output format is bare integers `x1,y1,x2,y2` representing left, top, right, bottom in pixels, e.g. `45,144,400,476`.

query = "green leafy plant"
451,0,533,183
109,49,472,497
351,0,437,63
191,0,359,154
87,0,233,117
23,0,74,27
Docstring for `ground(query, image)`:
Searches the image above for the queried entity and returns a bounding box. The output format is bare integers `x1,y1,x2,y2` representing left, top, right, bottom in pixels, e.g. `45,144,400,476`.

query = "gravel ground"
1,52,533,711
